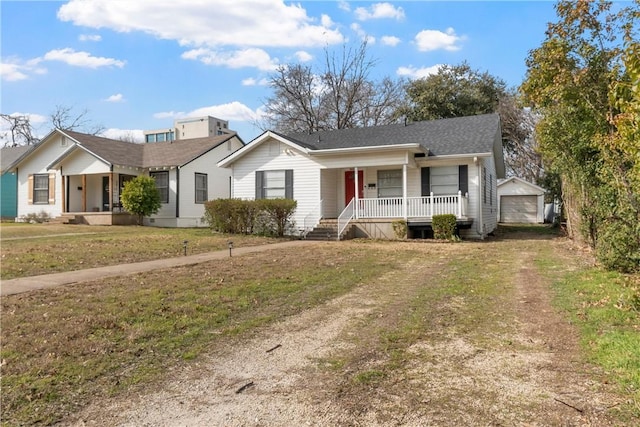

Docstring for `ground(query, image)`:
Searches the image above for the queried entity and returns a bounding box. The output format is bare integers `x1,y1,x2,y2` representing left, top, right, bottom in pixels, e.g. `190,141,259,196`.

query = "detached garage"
497,177,545,223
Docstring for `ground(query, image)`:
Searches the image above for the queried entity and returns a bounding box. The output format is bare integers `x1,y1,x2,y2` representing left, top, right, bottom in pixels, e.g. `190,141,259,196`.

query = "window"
430,166,459,195
146,134,156,143
255,170,293,199
195,173,208,203
150,171,169,203
377,169,402,197
421,165,468,196
483,167,487,204
157,133,166,142
33,174,49,204
489,174,493,206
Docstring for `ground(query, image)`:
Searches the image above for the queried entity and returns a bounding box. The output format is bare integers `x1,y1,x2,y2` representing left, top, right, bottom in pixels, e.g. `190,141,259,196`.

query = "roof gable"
497,176,546,193
60,130,240,169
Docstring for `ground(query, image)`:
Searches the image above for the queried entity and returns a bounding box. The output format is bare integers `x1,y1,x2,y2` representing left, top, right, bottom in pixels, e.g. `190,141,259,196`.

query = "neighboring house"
497,177,545,224
7,129,244,226
218,114,505,239
1,145,32,219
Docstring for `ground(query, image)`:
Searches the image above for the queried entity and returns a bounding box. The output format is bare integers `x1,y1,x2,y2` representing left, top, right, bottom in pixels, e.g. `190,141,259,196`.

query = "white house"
497,176,545,223
218,114,505,239
8,129,244,227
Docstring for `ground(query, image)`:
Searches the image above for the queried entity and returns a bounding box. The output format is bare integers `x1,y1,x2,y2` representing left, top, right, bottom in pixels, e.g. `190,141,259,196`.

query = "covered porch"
302,163,472,238
60,172,139,224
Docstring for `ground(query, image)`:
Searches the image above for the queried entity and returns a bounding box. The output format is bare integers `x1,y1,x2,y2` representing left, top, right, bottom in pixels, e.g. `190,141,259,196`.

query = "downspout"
175,167,180,218
476,159,483,238
402,163,407,220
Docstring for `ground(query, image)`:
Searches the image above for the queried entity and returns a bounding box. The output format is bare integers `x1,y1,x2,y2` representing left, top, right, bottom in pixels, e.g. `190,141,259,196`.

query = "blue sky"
1,1,560,144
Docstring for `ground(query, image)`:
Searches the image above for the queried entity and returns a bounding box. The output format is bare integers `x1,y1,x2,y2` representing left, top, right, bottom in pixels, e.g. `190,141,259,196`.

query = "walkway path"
0,240,315,296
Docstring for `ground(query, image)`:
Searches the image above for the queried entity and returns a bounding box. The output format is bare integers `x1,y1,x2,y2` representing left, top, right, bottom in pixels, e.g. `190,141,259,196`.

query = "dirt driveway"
62,233,622,426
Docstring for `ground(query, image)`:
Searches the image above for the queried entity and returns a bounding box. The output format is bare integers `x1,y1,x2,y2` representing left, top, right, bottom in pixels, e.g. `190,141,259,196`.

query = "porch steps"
305,219,352,241
49,214,82,225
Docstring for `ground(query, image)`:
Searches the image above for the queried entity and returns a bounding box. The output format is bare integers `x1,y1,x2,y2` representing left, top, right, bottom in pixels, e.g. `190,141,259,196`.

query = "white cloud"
381,36,401,47
57,0,344,48
242,77,270,86
43,48,125,68
355,3,404,21
181,48,278,71
100,128,144,142
154,101,261,123
414,28,464,52
295,51,313,62
105,93,125,102
1,62,29,81
337,0,350,12
396,64,445,79
1,58,47,81
350,23,375,44
79,34,102,42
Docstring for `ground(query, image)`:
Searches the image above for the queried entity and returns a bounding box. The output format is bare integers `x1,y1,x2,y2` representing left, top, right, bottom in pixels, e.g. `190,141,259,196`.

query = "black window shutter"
458,165,468,195
285,169,293,199
255,171,264,199
421,167,430,196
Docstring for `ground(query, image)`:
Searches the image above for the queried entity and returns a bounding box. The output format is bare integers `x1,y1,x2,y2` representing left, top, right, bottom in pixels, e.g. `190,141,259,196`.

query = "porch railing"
337,197,355,240
356,192,468,219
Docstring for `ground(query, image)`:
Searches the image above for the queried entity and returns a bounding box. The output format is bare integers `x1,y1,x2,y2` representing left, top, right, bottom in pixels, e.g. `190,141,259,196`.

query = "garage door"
500,195,538,223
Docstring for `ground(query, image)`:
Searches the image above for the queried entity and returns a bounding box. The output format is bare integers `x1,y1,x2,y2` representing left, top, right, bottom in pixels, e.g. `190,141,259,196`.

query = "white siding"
174,137,243,227
231,136,321,232
16,134,69,219
62,149,110,175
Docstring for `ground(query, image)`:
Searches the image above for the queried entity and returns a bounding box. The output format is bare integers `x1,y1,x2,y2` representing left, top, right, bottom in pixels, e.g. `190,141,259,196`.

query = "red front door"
345,170,364,205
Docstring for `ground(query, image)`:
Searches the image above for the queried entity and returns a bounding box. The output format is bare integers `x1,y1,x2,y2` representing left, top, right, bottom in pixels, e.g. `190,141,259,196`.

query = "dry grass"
0,243,403,425
0,224,278,279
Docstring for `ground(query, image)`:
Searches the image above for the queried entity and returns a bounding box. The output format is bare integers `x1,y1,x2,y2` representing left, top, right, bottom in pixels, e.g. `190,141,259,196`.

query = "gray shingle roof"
62,130,237,168
1,145,32,172
285,113,501,156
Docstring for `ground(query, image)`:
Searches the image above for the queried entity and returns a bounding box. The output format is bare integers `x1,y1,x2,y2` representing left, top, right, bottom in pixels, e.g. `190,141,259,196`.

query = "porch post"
430,192,434,218
61,176,66,213
82,174,87,212
457,190,462,218
109,173,114,211
354,167,359,220
402,164,407,220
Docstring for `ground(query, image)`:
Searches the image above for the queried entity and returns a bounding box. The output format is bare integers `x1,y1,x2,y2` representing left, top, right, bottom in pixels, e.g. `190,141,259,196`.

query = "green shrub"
256,198,297,237
203,198,296,237
596,220,640,273
120,176,161,225
432,214,457,240
392,220,407,239
203,199,258,234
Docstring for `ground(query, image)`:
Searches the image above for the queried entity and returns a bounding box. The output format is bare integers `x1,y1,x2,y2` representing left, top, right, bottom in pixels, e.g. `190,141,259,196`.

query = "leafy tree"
120,176,161,226
403,62,507,121
521,0,639,271
403,63,544,183
263,41,405,133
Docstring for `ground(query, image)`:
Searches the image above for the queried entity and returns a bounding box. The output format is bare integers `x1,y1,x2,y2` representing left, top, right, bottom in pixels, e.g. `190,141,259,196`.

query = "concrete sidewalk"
0,240,316,296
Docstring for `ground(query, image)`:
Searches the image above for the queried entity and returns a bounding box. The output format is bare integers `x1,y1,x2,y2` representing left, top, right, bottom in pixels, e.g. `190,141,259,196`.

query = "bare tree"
498,94,544,183
50,105,105,135
263,41,405,134
0,114,39,146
